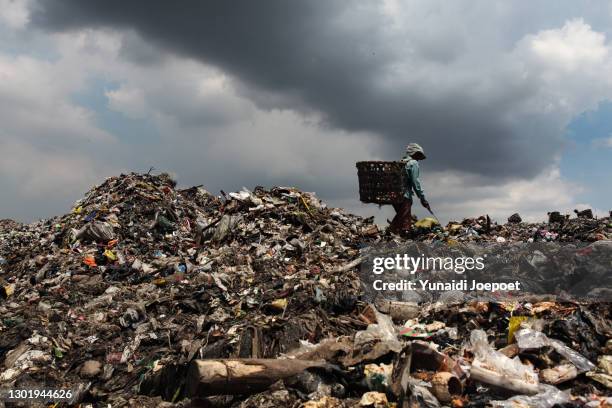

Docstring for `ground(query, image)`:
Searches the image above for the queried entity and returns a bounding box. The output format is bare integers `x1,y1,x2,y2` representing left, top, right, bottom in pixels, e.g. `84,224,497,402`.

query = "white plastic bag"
469,330,539,394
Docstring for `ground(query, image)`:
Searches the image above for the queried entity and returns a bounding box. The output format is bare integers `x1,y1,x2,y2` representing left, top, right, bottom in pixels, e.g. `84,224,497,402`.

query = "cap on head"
405,143,426,159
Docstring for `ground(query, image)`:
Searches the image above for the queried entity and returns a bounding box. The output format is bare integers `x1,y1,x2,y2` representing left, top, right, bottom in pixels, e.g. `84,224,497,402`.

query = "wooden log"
185,358,329,397
470,365,539,395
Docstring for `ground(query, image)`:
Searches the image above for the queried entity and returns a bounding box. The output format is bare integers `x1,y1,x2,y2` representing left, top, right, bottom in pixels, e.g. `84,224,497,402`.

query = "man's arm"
410,162,425,200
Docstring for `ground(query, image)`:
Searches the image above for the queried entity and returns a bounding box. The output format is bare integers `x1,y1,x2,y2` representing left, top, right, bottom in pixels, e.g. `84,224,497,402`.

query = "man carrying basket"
389,143,431,235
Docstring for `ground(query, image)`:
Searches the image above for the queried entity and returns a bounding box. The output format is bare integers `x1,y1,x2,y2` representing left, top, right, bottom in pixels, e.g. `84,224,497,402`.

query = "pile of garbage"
0,173,378,406
0,219,21,234
411,213,612,243
0,173,610,407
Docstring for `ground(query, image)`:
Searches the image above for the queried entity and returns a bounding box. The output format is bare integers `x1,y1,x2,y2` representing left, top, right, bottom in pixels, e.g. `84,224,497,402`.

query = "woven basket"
356,161,406,204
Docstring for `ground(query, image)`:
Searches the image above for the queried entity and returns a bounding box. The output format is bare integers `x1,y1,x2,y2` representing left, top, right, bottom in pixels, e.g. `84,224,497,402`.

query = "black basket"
356,161,406,204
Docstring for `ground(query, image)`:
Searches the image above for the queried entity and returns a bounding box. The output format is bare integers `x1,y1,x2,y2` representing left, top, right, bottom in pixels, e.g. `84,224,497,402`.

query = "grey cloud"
118,30,168,66
31,0,610,181
154,88,253,129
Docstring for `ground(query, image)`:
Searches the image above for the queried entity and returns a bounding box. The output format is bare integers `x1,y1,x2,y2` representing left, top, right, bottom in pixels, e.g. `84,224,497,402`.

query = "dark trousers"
390,198,412,233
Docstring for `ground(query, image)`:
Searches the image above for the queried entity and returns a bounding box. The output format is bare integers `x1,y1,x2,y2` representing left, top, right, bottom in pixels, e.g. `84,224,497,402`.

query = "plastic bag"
469,330,539,394
404,377,440,408
76,221,114,242
515,329,596,373
355,309,402,353
470,330,538,384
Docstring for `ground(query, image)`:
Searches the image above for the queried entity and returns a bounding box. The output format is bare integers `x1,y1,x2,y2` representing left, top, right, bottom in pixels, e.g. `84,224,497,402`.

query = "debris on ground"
413,212,611,243
507,213,522,224
0,172,610,407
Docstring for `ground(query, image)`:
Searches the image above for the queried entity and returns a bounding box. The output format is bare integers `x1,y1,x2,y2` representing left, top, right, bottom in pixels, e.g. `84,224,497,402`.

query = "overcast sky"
1,0,611,224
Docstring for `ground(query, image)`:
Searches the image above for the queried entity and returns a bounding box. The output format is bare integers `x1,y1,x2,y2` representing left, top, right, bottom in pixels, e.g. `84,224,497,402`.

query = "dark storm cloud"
31,1,577,179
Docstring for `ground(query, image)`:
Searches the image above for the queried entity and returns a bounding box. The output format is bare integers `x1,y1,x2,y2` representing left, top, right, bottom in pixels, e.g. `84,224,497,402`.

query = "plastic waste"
414,217,440,229
404,377,440,408
468,329,539,394
76,221,115,242
354,309,401,353
1,172,610,406
515,328,596,373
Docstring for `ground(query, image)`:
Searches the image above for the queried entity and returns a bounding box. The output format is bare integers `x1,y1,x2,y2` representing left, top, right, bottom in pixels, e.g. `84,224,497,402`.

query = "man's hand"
420,198,430,210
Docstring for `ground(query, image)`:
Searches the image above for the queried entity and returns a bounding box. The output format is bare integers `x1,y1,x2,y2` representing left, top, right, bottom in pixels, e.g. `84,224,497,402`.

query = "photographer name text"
372,279,521,292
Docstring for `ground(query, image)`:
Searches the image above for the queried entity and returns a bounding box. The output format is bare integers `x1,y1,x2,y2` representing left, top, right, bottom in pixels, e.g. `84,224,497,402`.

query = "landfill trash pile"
0,173,610,407
411,213,612,243
0,219,21,234
0,173,379,406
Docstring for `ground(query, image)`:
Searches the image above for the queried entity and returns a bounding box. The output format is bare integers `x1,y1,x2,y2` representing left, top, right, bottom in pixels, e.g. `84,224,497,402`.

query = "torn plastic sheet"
515,328,596,373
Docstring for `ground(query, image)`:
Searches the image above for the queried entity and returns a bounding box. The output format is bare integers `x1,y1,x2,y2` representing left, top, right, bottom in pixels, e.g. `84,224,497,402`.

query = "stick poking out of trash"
425,204,441,225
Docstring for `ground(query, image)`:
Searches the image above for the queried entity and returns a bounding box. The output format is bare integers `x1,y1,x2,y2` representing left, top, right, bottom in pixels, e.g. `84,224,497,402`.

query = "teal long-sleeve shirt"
403,159,425,201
